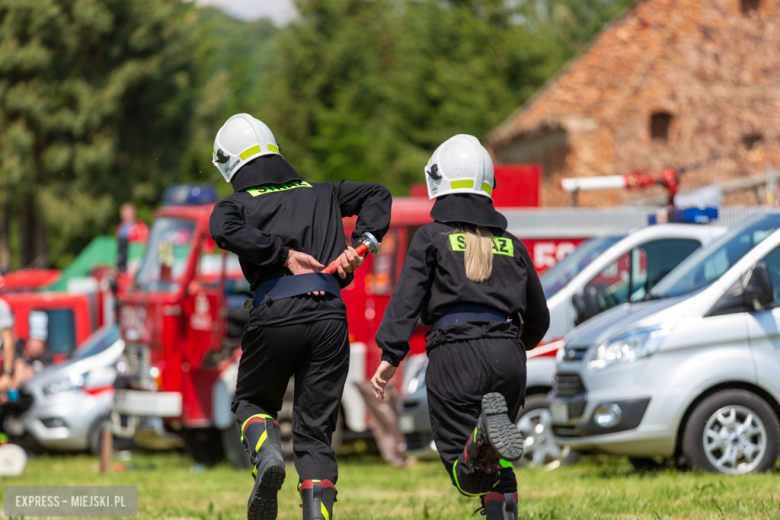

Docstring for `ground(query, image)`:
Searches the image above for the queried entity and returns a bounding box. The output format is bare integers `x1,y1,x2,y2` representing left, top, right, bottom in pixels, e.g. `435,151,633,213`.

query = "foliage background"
0,0,633,269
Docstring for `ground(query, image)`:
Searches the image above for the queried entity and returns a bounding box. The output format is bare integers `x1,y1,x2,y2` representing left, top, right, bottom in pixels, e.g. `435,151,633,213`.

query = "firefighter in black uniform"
208,114,391,520
371,134,549,519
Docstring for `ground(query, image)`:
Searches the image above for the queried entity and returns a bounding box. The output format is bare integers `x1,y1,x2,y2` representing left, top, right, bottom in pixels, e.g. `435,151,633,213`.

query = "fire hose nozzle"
360,232,381,256
321,232,381,275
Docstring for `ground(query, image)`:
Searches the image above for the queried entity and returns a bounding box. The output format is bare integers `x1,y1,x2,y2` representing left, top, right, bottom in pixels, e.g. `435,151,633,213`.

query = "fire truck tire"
183,428,225,466
222,422,251,469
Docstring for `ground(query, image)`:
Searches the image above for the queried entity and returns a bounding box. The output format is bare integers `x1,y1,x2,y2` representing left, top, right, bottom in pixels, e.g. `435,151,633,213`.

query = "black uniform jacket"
375,194,550,366
209,155,391,327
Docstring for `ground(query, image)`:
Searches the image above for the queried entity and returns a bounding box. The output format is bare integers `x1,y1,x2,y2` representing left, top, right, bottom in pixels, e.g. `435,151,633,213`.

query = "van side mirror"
572,286,601,326
707,262,774,316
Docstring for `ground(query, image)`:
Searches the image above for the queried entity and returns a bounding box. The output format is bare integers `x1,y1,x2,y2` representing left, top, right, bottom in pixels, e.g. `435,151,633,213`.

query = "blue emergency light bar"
162,184,219,206
648,207,719,225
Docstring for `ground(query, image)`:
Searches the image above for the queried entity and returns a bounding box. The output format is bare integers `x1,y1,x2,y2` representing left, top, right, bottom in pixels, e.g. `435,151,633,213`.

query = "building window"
742,133,763,150
650,112,672,141
741,0,759,15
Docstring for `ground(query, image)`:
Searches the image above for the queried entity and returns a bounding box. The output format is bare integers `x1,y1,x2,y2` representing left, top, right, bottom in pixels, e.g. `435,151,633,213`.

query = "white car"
549,211,780,474
6,325,123,453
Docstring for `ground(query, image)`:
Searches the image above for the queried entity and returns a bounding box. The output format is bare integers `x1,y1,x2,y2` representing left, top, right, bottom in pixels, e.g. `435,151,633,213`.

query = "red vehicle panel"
0,292,95,364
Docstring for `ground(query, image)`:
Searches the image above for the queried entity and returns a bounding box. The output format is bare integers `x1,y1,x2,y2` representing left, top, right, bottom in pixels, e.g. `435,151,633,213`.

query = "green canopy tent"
47,236,145,292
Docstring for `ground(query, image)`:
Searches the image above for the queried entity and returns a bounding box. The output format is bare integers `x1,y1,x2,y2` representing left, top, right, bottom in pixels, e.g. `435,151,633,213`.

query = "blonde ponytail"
463,226,494,282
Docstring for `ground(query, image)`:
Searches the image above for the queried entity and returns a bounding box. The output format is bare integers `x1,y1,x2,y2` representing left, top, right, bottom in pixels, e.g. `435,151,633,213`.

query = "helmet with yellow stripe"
212,114,282,183
424,134,495,200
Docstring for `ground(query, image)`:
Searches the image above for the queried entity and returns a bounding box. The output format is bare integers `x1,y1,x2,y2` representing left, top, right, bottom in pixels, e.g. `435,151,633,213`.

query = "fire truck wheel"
183,427,225,466
222,422,251,469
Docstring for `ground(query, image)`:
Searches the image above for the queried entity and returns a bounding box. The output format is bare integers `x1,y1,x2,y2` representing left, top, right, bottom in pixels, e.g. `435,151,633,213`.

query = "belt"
429,305,508,333
249,273,342,309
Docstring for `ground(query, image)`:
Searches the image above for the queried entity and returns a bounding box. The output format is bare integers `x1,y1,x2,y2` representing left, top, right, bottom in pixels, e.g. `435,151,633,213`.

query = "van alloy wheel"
683,389,780,475
702,405,768,475
515,395,578,469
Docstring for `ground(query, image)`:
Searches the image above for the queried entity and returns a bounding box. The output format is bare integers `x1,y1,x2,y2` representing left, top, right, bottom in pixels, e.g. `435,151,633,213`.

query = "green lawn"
1,451,779,519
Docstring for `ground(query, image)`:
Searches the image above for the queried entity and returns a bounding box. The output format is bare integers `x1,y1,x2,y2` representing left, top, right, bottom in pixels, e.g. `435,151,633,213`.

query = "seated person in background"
0,298,15,395
11,334,52,390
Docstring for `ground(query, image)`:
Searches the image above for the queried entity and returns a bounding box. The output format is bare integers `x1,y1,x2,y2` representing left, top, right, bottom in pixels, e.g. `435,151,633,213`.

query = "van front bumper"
548,381,687,457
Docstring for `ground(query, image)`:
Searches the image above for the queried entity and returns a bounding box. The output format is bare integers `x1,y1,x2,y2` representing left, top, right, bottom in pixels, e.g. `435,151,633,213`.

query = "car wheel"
683,390,780,474
88,416,111,456
515,395,580,469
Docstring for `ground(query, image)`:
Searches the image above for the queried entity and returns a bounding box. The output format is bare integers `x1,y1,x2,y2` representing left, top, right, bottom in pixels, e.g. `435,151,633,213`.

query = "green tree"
176,8,278,199
522,0,634,57
0,0,196,269
263,0,631,194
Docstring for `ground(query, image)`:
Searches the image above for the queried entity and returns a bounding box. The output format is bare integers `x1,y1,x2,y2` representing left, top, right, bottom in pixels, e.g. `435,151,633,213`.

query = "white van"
541,224,726,343
549,211,780,474
401,223,724,467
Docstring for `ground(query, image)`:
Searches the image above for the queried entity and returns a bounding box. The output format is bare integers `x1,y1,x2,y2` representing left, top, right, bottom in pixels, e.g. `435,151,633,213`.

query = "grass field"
2,450,780,519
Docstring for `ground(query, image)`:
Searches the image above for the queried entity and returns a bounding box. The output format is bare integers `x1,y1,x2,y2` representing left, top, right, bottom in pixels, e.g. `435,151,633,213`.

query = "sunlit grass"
1,450,779,519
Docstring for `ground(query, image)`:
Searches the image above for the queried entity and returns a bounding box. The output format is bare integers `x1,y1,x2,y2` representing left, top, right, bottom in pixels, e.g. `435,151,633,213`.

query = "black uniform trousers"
232,317,350,484
426,335,527,496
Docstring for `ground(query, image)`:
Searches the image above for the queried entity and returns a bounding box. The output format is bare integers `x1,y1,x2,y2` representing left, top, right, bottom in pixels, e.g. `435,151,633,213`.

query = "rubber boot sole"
481,392,524,462
247,460,285,520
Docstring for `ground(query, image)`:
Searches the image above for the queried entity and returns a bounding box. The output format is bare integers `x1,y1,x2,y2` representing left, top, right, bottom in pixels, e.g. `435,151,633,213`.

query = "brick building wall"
489,0,780,207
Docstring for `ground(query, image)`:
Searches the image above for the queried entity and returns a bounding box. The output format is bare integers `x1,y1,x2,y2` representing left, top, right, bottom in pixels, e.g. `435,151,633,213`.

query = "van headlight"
402,355,428,396
587,326,669,372
43,372,88,395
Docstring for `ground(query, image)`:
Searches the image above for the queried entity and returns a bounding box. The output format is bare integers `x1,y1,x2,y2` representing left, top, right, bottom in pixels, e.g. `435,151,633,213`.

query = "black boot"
242,415,285,520
480,393,524,462
463,416,500,474
482,492,518,520
299,479,336,520
463,393,524,473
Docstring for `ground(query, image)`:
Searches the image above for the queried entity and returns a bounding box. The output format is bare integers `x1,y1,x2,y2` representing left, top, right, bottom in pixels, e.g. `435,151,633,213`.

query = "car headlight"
115,356,128,377
556,342,566,362
43,372,88,396
587,326,669,372
402,355,428,396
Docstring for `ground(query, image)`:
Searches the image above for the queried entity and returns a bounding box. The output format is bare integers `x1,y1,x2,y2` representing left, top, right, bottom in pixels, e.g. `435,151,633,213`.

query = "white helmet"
212,114,282,183
424,134,495,199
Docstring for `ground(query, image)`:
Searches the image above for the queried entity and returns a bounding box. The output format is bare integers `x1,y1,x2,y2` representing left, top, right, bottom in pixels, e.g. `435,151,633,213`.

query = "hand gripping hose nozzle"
321,232,381,275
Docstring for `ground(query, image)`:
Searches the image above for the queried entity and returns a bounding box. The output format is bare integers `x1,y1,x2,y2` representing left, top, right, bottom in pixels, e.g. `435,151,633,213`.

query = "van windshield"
651,214,780,298
540,235,623,299
135,217,196,293
73,325,120,361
